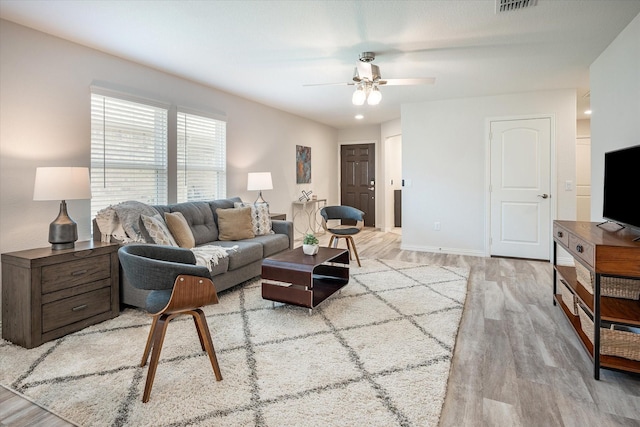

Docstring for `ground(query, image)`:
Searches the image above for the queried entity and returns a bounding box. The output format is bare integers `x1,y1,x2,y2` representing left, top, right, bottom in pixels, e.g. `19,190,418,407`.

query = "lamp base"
48,200,78,251
254,191,268,204
51,242,75,250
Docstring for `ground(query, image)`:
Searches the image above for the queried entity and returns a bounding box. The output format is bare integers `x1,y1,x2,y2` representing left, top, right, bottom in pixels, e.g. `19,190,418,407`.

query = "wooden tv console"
552,220,640,379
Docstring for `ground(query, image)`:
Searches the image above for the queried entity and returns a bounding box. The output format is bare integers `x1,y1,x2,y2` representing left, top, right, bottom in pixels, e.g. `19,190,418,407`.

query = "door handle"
368,187,374,191
537,193,549,199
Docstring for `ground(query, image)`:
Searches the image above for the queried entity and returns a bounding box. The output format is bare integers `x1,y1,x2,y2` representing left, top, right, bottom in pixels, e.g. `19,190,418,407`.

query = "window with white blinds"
177,111,226,202
90,93,168,218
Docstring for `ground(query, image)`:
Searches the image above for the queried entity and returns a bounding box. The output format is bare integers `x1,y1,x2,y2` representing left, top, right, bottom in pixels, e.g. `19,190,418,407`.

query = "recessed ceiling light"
355,114,364,120
585,110,592,115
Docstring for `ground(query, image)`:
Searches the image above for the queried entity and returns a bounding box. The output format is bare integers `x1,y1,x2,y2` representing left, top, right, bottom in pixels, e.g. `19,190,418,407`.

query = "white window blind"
90,93,168,218
177,111,226,202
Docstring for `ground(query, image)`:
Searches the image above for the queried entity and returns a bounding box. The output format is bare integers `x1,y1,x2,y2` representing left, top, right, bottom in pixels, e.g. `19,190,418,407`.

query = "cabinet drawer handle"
72,304,88,312
576,244,583,253
71,269,88,276
557,231,563,238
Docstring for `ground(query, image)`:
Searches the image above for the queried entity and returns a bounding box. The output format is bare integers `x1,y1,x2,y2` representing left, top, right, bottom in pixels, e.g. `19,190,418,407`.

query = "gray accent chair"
118,244,223,403
320,205,365,267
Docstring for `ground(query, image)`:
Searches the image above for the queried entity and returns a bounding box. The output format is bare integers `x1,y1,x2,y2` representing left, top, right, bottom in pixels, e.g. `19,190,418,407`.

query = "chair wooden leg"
192,314,206,351
142,313,176,403
328,235,336,248
347,236,361,267
190,309,223,381
343,237,352,260
141,315,159,367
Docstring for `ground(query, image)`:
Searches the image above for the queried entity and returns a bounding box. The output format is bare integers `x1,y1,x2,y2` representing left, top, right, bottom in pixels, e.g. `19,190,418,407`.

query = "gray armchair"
118,244,223,402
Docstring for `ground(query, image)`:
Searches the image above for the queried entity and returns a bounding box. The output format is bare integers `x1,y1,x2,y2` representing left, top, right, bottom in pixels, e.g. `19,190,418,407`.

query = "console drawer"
553,223,569,247
42,286,111,333
41,254,111,294
568,234,595,268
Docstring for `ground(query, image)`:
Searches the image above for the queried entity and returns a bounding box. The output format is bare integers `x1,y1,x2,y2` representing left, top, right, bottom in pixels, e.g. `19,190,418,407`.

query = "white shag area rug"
0,259,469,427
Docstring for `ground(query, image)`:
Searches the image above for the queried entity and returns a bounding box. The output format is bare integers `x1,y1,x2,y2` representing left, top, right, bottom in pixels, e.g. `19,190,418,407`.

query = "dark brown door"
340,143,375,227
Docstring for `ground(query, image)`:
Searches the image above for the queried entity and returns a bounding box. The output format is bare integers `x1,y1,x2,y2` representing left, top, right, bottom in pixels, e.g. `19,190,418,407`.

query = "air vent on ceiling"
496,0,538,13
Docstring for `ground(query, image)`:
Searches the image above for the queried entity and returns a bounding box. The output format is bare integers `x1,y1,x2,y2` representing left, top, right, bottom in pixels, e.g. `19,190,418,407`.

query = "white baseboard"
400,243,485,258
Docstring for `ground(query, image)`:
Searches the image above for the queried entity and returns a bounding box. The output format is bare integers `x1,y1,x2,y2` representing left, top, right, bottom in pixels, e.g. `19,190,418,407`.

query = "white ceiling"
1,0,639,129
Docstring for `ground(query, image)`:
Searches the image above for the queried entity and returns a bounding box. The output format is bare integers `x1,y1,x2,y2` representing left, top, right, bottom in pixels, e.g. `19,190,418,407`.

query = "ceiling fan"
304,52,435,106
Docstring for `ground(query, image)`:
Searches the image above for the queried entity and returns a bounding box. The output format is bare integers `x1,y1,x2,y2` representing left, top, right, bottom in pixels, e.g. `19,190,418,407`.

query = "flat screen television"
602,145,640,232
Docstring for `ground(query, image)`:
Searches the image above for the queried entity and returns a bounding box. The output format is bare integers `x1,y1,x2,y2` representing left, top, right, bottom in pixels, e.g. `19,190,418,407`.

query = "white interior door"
490,118,551,260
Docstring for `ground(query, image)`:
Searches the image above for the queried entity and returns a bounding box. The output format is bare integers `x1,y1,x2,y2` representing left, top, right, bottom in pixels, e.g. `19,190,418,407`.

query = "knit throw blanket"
191,245,238,270
95,201,158,243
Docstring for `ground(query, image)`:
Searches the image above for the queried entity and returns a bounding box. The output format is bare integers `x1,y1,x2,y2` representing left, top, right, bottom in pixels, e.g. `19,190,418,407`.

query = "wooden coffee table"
261,247,349,312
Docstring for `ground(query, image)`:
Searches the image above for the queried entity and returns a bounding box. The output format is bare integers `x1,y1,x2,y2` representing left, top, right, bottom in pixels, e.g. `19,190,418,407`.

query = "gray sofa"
93,196,293,309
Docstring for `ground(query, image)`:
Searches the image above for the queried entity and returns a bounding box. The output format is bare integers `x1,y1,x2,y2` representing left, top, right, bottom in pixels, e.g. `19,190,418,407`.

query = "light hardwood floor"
2,228,639,426
349,228,640,427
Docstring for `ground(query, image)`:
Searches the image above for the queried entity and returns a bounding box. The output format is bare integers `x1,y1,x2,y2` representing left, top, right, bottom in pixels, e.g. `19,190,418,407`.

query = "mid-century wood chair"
118,244,222,403
320,205,365,267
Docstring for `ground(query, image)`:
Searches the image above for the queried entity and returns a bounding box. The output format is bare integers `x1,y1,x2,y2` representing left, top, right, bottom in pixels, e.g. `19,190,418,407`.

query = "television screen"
603,145,640,230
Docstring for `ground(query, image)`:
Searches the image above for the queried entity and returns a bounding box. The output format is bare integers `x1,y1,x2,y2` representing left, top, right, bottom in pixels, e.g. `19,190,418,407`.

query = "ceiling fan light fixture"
352,85,366,105
367,86,382,105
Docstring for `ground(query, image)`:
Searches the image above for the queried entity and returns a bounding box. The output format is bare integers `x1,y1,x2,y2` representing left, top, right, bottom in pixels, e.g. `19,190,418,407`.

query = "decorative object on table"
298,189,313,202
33,167,91,250
247,172,273,203
302,233,319,255
296,145,311,184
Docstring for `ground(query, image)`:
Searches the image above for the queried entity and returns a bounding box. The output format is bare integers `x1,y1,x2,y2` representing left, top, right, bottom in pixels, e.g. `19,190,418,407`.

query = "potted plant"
302,233,319,255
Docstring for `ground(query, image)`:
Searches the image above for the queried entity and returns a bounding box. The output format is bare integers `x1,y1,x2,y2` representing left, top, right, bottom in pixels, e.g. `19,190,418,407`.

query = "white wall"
0,20,338,258
401,90,576,255
590,13,640,222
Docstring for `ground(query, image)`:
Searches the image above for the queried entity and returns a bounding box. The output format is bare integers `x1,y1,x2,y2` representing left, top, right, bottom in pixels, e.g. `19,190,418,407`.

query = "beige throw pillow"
164,211,196,248
217,207,255,241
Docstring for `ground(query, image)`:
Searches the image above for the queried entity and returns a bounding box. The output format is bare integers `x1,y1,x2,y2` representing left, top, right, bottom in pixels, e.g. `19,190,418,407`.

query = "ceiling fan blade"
379,78,436,86
302,82,355,87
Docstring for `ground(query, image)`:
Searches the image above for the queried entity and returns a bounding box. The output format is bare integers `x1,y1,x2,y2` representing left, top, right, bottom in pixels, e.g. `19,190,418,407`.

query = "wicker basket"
575,262,640,300
558,278,579,316
578,304,640,361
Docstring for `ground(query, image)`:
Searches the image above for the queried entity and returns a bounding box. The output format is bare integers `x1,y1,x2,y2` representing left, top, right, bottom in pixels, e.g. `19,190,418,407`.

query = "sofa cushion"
141,214,178,246
217,207,255,241
164,211,196,248
234,201,273,236
209,240,263,270
250,233,290,257
168,202,218,245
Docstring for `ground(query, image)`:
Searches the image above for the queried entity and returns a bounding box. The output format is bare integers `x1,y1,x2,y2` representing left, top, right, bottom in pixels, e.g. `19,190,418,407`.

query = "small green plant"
303,233,319,245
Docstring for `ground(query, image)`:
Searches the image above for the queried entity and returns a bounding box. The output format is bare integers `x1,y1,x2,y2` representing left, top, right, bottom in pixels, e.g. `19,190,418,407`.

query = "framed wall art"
296,145,311,184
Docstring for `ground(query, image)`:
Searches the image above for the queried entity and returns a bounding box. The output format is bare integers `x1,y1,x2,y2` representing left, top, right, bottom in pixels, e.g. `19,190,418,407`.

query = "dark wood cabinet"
2,241,120,348
552,221,640,378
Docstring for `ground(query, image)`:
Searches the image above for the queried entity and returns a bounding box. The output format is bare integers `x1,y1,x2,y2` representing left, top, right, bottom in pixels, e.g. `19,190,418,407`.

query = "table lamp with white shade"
247,172,273,204
33,167,91,250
